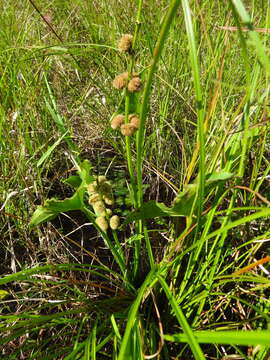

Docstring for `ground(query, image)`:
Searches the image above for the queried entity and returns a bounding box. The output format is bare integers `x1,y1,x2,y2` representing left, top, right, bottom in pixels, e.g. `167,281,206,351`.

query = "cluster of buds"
88,176,120,232
111,113,140,136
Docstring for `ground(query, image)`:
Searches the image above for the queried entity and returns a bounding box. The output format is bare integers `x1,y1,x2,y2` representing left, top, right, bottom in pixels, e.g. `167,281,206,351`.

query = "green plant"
1,0,270,359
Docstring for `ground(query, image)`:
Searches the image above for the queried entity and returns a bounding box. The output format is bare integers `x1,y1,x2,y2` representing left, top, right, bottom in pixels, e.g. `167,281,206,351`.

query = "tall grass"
1,0,270,359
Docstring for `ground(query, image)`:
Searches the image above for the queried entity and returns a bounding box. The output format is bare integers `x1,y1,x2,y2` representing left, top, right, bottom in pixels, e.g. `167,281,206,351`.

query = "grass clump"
1,0,270,359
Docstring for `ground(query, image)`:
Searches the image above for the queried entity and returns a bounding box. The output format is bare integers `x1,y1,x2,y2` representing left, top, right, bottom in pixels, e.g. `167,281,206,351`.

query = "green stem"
136,0,181,207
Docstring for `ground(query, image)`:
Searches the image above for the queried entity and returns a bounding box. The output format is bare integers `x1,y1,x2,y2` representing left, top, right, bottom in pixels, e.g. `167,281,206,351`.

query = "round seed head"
111,114,125,130
112,72,128,89
96,216,108,232
120,123,136,136
88,181,97,193
127,77,142,92
88,193,102,205
110,215,120,230
103,195,114,206
118,34,133,52
96,175,107,183
106,208,113,217
93,201,106,216
128,114,140,129
99,181,112,195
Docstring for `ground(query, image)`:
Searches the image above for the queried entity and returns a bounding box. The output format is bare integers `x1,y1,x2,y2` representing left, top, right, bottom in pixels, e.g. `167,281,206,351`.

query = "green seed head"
93,200,106,216
88,182,97,193
96,216,108,232
109,215,120,230
103,195,114,206
88,193,102,205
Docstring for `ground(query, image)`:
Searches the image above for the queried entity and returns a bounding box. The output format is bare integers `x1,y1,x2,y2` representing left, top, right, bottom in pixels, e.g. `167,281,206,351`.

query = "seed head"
127,77,142,92
96,216,108,232
118,34,133,52
111,114,125,130
96,175,107,183
128,114,140,129
99,181,112,195
110,215,120,230
93,200,106,216
106,208,113,217
112,72,128,89
103,194,114,206
88,193,102,205
88,182,97,193
120,123,136,136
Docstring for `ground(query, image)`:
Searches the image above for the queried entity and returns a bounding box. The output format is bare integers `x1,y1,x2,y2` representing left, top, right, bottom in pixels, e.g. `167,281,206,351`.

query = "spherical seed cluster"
111,36,142,135
111,113,140,137
88,175,120,231
128,114,140,129
112,72,129,90
111,114,124,130
127,77,142,92
109,215,120,230
120,123,136,136
118,34,133,52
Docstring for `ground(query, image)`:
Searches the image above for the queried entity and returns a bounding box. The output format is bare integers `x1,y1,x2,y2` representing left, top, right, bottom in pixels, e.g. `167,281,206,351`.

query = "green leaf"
63,175,82,189
125,172,233,223
30,191,83,227
37,131,68,167
164,330,270,346
0,290,9,300
78,159,93,184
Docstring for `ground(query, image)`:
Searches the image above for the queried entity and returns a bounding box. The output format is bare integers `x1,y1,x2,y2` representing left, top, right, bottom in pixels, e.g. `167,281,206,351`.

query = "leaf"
78,159,94,184
125,172,234,223
63,175,82,189
0,290,9,300
37,131,68,167
30,191,83,227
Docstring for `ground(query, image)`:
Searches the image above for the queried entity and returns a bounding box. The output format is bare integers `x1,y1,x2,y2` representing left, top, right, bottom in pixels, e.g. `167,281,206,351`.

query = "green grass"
1,0,270,359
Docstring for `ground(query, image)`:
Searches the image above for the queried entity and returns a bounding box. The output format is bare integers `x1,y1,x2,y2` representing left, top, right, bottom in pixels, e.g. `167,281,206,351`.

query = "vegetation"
1,0,270,359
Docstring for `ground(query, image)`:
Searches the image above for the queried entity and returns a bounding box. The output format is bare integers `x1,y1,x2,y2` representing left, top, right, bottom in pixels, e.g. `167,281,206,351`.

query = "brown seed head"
120,123,136,136
128,77,142,92
118,34,133,52
111,114,125,130
128,114,140,129
112,72,128,89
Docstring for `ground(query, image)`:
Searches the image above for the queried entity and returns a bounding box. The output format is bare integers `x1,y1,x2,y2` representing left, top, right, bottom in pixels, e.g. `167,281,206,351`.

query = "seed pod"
118,34,133,52
106,208,113,217
111,114,125,130
110,215,120,230
96,175,107,183
88,182,97,193
127,77,142,92
112,72,128,89
93,201,106,216
120,123,136,136
128,114,140,129
96,216,108,232
88,193,102,205
103,195,114,206
99,181,112,195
